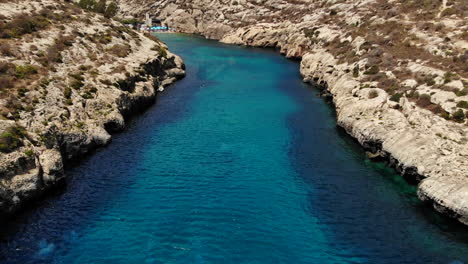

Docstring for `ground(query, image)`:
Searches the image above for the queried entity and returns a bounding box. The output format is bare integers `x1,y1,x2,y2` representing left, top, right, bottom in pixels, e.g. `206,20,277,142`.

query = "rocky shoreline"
117,0,468,224
0,54,185,219
0,0,185,220
1,0,467,225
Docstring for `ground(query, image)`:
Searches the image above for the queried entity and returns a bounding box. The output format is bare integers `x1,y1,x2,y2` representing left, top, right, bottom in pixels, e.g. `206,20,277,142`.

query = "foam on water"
36,240,55,258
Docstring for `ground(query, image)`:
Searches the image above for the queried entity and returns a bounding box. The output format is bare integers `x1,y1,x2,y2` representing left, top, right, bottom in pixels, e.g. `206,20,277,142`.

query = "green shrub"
99,35,113,44
425,77,435,86
0,132,21,153
457,101,468,109
441,7,461,17
390,93,403,102
69,73,85,82
78,0,97,10
456,88,468,96
0,14,50,39
440,111,450,120
417,94,432,107
151,45,167,58
303,28,320,41
75,121,85,129
81,92,93,99
69,73,85,89
0,126,26,153
452,109,466,122
89,86,97,93
368,90,379,99
78,0,118,18
71,80,85,89
95,0,107,13
17,87,28,97
64,87,72,98
40,78,51,88
108,44,131,57
15,64,38,79
104,1,118,18
353,65,359,78
24,149,34,156
364,65,379,75
444,72,454,83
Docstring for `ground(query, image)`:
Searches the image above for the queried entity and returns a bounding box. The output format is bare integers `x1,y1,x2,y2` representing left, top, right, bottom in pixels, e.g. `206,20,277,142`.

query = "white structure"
145,13,152,27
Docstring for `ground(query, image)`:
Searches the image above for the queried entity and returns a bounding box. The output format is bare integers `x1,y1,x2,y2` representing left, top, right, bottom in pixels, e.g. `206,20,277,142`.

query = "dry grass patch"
107,44,131,57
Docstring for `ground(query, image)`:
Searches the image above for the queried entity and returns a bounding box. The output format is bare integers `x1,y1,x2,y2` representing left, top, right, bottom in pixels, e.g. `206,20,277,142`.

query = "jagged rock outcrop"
117,0,468,224
0,0,185,218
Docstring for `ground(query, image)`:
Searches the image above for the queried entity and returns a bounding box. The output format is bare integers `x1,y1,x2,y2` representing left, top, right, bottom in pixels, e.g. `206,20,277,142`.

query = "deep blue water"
1,34,468,263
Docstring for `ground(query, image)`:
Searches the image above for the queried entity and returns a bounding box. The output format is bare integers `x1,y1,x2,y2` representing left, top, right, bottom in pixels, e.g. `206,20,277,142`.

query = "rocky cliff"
117,0,468,224
0,0,185,218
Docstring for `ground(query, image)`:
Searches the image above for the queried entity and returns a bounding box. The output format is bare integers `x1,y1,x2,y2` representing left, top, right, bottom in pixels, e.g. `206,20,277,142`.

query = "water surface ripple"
1,34,467,264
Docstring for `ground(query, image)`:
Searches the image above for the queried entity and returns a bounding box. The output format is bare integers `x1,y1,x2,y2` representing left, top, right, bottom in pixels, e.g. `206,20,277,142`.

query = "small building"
152,18,162,27
143,13,172,32
145,14,164,27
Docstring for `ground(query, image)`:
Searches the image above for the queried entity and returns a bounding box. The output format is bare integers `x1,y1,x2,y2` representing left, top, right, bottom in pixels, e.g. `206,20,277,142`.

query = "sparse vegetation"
368,90,379,99
457,101,468,109
417,94,432,107
390,93,403,102
353,65,359,78
75,121,85,129
0,41,13,56
425,77,436,86
39,35,75,66
0,125,26,153
117,18,143,25
24,149,34,156
77,0,119,18
456,88,468,97
0,13,50,39
69,72,85,89
152,45,167,58
364,65,379,75
444,72,455,84
15,64,38,79
452,109,466,122
64,87,72,98
108,44,131,57
144,33,161,44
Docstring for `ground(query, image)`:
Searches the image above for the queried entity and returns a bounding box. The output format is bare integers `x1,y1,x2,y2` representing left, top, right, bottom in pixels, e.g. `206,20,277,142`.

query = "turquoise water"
1,34,468,263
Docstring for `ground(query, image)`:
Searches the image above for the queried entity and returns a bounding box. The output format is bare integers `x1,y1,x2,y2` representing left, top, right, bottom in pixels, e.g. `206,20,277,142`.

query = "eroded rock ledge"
0,0,185,218
0,54,185,218
117,0,468,224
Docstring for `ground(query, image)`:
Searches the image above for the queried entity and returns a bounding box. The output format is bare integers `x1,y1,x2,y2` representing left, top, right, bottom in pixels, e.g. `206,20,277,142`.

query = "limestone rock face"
39,149,64,185
0,0,186,217
300,43,468,223
116,0,468,224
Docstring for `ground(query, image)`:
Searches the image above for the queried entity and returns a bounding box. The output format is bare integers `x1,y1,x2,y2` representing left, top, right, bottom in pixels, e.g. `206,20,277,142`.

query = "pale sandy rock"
39,149,64,185
0,0,186,217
